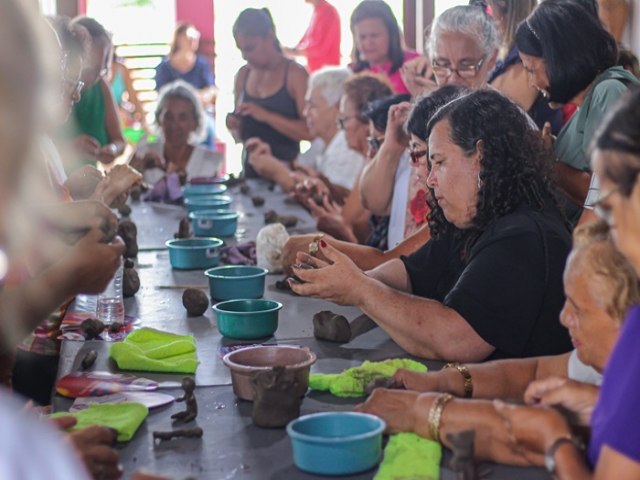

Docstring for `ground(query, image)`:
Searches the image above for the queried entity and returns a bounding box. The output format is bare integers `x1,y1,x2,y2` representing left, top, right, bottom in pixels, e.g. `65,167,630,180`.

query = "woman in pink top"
349,0,419,94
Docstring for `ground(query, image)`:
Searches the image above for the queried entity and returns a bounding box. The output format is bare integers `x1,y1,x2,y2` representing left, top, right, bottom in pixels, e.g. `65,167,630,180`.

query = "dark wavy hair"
405,85,467,139
71,16,111,43
592,86,640,197
363,93,411,132
343,72,393,122
350,0,405,74
515,0,617,104
424,90,556,243
233,8,281,51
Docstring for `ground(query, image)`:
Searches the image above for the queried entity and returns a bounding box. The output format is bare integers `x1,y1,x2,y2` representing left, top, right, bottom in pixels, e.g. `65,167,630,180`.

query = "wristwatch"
545,436,584,478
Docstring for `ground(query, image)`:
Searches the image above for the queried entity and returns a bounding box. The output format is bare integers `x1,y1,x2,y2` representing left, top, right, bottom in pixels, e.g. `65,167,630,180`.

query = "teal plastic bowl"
166,238,223,270
205,266,268,301
189,210,239,237
213,299,282,339
287,412,385,476
184,195,232,213
182,184,228,198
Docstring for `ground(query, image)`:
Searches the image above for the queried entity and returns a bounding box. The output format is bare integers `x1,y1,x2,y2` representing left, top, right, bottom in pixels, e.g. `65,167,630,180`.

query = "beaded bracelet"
428,393,454,442
445,362,473,398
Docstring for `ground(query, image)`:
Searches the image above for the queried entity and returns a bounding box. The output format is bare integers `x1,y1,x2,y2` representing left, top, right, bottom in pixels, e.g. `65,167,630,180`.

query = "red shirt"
296,0,341,72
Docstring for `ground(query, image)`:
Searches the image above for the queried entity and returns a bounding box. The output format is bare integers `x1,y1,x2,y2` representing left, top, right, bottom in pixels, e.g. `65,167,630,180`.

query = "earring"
477,173,483,189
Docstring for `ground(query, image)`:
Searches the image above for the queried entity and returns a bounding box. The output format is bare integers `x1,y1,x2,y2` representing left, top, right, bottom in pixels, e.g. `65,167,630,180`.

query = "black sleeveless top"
240,60,300,178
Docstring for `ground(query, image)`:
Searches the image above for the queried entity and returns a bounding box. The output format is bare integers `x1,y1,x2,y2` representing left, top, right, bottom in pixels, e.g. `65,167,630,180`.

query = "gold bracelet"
428,393,454,442
444,362,473,398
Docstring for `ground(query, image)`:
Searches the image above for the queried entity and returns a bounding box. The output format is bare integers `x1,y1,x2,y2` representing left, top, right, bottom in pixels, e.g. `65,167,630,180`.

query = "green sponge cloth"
110,327,199,374
375,433,442,480
51,402,149,442
308,358,427,397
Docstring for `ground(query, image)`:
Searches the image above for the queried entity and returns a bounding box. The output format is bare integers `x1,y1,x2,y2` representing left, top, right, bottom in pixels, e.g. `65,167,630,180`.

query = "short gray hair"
307,67,352,107
427,6,500,60
154,80,206,143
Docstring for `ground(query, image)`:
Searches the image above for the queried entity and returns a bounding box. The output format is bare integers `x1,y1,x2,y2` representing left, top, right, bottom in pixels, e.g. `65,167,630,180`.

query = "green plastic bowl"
184,195,232,213
213,299,282,340
165,238,223,270
205,265,268,301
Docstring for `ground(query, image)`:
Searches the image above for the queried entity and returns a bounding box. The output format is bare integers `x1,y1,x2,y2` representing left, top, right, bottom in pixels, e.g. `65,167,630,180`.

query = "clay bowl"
184,195,232,213
205,265,268,301
166,238,223,270
189,209,239,238
287,412,385,475
222,345,316,401
182,184,228,198
213,299,282,340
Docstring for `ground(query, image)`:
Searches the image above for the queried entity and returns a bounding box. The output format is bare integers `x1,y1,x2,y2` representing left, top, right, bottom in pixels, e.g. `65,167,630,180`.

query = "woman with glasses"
515,0,639,225
65,17,125,172
349,0,419,94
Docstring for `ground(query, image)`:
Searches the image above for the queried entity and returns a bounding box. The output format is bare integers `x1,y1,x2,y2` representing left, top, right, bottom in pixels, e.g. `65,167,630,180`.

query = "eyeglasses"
593,186,620,224
431,57,486,80
337,115,358,129
367,136,385,153
409,149,427,165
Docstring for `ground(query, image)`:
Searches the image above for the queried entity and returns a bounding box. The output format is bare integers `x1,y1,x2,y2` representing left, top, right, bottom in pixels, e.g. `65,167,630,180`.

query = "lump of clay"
129,185,142,202
81,318,105,340
251,366,302,428
239,183,251,195
256,223,290,274
182,288,209,316
251,196,265,207
123,267,140,297
117,220,138,258
175,217,191,239
118,204,132,217
263,210,298,228
313,310,351,343
364,376,398,396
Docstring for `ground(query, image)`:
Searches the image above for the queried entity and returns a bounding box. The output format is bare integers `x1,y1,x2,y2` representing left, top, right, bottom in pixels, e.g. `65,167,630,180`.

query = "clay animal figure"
153,427,203,442
171,377,198,424
447,429,479,480
251,366,302,428
117,220,138,258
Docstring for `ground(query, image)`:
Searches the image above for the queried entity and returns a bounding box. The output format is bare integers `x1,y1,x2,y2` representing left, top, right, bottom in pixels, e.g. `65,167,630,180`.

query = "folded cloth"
309,359,427,397
110,327,199,374
375,433,442,480
51,402,149,442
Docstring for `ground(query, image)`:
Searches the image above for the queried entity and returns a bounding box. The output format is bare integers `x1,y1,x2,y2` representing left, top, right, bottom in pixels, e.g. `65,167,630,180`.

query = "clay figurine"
251,366,302,428
171,377,198,424
153,427,203,442
81,350,98,370
251,196,265,207
174,217,191,239
447,429,479,480
80,318,105,340
117,220,138,258
123,266,140,297
182,289,209,317
364,376,398,396
312,310,351,343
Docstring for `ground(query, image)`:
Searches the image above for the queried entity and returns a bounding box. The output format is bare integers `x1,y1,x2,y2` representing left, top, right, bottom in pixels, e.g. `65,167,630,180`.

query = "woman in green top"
515,0,638,225
69,17,125,170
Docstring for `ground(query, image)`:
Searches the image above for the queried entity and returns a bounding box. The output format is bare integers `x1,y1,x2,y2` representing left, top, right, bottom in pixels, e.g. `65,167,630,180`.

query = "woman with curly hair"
290,89,572,361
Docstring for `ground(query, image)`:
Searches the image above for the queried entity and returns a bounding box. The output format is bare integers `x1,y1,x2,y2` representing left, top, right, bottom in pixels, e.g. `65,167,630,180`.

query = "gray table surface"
55,180,548,480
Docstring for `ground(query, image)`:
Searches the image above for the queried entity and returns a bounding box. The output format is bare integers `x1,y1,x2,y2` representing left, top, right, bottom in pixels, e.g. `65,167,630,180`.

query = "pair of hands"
399,56,438,98
66,165,142,209
225,102,270,141
75,135,119,164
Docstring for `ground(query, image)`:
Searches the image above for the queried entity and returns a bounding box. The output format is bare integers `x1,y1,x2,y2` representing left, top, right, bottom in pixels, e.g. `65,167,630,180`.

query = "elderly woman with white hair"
130,79,222,185
247,67,365,194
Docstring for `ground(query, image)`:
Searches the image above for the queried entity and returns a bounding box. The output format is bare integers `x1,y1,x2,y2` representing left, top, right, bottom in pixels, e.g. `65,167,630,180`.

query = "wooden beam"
403,0,435,53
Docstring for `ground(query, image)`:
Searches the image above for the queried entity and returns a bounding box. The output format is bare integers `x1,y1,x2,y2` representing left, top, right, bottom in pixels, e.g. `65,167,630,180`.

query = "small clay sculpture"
129,185,141,202
313,310,351,343
152,427,203,442
447,430,479,480
182,289,209,316
174,217,191,239
264,210,298,228
251,195,265,207
251,366,302,428
171,377,198,424
81,350,98,370
109,322,123,333
364,376,398,396
239,184,251,195
80,318,105,340
123,267,140,297
117,220,138,258
118,203,132,217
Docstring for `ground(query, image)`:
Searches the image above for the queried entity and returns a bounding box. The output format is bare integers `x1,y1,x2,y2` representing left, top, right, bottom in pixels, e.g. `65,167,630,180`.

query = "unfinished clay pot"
182,288,209,316
313,310,351,343
123,267,140,297
251,366,302,428
117,220,138,258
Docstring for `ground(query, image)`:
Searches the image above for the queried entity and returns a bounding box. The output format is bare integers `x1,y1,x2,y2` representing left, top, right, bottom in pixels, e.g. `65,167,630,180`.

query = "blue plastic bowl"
189,210,239,237
166,238,223,270
182,184,228,198
213,299,282,339
204,266,268,301
184,195,232,213
287,412,386,475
